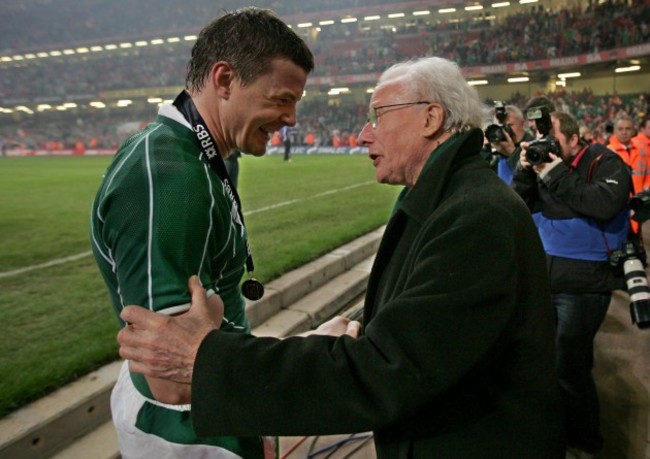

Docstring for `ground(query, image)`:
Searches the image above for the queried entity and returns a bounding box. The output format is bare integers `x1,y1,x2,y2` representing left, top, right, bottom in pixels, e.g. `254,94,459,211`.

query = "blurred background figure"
280,125,292,162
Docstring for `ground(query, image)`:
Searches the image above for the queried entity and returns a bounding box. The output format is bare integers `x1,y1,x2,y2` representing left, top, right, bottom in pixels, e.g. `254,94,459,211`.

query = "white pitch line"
0,181,376,278
0,251,94,279
245,181,374,215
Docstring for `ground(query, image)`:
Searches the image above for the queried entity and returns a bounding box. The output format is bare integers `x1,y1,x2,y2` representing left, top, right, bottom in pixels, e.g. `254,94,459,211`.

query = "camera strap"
586,152,604,183
583,149,623,254
172,90,264,300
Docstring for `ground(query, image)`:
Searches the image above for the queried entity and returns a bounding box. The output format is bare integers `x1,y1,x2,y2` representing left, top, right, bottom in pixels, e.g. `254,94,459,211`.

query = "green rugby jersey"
90,105,263,457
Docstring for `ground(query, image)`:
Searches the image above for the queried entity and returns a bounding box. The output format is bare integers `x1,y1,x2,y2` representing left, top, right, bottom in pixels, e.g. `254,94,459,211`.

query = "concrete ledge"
50,421,120,459
329,227,383,270
0,361,122,459
245,226,384,329
288,266,370,326
252,308,312,337
252,259,373,338
1,227,385,459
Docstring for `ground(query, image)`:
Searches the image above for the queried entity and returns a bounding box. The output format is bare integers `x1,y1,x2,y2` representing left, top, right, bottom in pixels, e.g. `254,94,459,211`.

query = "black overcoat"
192,128,565,458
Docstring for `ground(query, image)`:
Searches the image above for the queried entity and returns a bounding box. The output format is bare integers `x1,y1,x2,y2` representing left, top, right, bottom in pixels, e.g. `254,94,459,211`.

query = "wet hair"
186,7,314,92
377,57,486,132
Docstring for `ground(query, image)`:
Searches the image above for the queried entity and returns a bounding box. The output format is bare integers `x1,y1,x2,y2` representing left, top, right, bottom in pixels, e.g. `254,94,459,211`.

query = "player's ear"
211,61,235,98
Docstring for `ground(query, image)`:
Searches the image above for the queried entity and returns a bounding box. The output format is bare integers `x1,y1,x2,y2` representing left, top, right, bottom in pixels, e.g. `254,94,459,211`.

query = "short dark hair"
552,111,580,141
186,7,314,92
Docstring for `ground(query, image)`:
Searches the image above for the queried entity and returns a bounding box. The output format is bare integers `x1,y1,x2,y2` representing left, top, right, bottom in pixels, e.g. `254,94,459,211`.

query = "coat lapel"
362,128,484,324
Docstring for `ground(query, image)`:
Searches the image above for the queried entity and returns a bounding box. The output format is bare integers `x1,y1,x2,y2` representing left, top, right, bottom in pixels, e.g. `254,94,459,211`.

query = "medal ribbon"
172,90,261,295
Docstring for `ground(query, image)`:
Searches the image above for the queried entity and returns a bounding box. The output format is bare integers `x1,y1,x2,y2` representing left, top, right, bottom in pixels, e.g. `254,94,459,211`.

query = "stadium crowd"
1,0,648,103
315,0,649,75
1,0,648,152
1,89,648,153
1,0,401,51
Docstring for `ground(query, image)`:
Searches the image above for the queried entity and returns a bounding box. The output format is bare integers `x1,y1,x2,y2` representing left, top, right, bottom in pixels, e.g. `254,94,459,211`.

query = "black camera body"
525,137,561,165
629,190,650,223
524,105,560,166
485,101,516,143
610,239,650,329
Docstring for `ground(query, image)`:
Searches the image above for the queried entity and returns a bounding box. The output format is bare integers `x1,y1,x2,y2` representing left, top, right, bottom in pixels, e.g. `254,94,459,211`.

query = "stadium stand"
0,0,648,153
1,2,649,458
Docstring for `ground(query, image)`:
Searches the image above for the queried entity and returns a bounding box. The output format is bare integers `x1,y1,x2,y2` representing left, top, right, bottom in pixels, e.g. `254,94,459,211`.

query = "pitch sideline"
0,181,375,279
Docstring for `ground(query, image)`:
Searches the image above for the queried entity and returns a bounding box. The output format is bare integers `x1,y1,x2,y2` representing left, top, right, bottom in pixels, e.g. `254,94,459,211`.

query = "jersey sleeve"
96,128,227,314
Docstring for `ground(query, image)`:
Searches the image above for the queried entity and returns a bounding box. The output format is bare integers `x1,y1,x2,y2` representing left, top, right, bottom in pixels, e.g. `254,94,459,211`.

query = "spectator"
633,116,650,155
607,116,650,232
280,125,291,162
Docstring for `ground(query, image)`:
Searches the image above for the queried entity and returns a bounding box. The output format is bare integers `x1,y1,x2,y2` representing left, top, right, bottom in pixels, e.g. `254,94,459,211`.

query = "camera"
629,190,650,223
525,137,561,165
485,101,516,143
609,239,650,329
524,105,560,166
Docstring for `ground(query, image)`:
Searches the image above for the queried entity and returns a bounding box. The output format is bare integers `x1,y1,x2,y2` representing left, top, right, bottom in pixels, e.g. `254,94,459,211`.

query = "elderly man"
119,57,564,458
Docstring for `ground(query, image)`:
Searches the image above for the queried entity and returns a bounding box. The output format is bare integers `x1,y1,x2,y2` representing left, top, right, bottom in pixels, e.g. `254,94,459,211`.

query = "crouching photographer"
512,111,631,458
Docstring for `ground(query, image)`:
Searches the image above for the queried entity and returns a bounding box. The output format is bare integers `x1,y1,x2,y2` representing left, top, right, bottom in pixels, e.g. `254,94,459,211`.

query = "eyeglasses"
366,101,430,129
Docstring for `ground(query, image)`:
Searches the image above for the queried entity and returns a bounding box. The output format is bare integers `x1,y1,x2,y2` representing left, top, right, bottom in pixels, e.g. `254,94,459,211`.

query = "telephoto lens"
623,257,650,329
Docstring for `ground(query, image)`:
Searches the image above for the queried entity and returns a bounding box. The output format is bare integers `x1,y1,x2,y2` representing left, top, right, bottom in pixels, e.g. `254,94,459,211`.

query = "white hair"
506,105,525,122
377,57,487,132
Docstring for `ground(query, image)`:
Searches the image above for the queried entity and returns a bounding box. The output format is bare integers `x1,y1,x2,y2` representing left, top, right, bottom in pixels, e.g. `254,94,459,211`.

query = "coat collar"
399,128,484,224
362,127,484,323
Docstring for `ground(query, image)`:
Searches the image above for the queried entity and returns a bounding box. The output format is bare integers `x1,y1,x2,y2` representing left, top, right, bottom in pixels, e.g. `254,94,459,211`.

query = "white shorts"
111,360,242,459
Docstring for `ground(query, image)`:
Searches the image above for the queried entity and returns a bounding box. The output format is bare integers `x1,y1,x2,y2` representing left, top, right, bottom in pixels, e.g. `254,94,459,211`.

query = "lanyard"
172,90,264,300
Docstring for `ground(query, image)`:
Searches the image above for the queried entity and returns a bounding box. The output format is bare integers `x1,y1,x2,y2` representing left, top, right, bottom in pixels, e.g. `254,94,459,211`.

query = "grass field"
0,153,400,418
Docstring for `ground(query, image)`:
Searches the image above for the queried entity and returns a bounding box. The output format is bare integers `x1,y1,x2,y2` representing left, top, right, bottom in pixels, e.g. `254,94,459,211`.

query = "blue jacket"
513,142,631,293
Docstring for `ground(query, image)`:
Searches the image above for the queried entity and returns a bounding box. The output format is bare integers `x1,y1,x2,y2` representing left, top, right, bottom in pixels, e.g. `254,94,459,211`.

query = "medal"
241,278,265,301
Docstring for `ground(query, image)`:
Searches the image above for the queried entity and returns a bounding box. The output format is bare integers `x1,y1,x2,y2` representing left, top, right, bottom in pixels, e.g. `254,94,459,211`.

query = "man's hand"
519,141,532,168
118,276,221,385
299,316,362,338
519,141,562,176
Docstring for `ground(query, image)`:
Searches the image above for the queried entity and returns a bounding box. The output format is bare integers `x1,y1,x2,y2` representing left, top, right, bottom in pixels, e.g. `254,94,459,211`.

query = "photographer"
513,111,631,459
487,104,534,184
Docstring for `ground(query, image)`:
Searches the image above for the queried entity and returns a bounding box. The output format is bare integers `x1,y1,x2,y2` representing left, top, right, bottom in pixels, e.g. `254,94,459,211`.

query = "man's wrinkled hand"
118,276,221,384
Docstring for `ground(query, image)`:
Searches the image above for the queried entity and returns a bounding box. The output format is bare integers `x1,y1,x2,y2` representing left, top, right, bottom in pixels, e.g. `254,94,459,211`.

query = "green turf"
0,154,400,417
